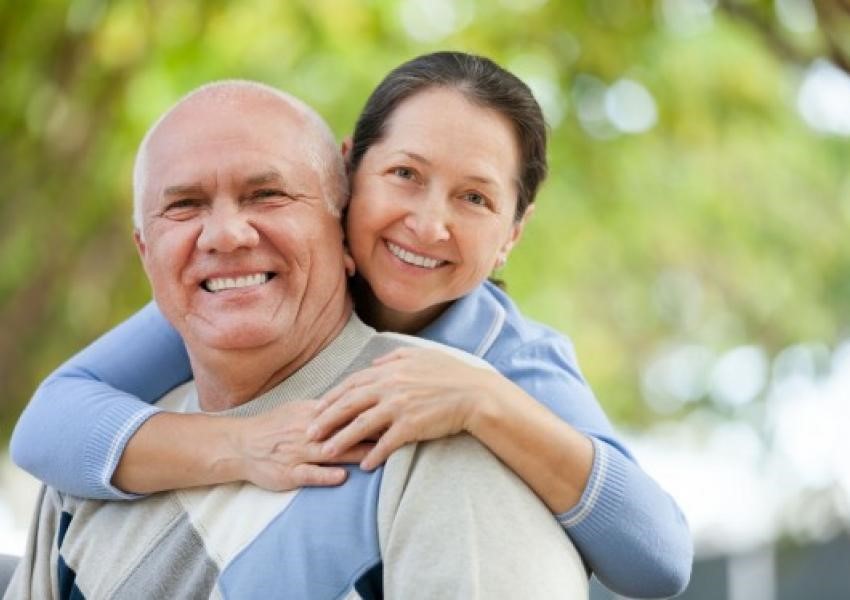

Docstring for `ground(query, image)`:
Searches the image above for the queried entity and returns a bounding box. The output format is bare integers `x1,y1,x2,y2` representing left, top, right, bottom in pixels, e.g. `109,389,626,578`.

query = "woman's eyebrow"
395,151,498,187
466,174,497,186
397,150,431,165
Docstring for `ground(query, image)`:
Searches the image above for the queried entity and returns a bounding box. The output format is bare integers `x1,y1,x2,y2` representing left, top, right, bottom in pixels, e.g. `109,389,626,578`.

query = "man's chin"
184,318,283,352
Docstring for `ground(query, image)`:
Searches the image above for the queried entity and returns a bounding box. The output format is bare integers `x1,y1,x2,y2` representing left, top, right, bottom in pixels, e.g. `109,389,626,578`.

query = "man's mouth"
201,272,276,293
386,241,446,269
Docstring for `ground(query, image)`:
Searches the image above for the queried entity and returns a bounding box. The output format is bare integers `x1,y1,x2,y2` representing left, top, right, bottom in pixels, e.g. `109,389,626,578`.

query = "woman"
12,52,691,597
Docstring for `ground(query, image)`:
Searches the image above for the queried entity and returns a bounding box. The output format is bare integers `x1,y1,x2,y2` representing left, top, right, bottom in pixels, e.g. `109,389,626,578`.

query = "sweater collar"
188,314,374,417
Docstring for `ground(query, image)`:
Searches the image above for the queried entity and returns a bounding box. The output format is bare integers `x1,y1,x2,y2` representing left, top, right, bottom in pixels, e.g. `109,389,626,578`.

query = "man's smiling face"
135,91,350,353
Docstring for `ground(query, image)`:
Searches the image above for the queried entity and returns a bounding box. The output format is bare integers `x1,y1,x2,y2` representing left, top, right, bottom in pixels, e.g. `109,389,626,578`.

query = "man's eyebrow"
245,170,284,186
163,184,205,197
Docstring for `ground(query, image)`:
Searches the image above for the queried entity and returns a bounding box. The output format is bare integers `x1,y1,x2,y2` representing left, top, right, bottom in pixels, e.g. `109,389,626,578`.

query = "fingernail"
306,425,318,440
322,442,335,456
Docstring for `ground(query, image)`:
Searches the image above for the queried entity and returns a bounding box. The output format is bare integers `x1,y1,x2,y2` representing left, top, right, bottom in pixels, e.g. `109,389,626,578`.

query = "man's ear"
341,136,353,165
134,229,152,279
134,229,147,259
495,204,536,270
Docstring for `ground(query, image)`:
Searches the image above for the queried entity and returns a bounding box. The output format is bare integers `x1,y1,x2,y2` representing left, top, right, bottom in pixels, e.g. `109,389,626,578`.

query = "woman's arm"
309,344,692,598
10,302,193,498
11,302,371,498
491,341,693,598
310,348,594,511
113,401,371,494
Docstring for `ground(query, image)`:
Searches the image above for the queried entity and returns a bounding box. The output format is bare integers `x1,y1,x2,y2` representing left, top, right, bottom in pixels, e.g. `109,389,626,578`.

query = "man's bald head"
132,80,347,237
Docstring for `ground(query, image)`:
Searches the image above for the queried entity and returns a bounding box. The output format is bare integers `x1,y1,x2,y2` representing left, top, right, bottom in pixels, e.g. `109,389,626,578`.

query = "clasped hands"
235,347,495,492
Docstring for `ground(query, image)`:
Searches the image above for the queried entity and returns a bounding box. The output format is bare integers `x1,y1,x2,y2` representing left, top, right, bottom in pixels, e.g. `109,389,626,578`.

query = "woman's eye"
462,192,487,207
392,167,415,180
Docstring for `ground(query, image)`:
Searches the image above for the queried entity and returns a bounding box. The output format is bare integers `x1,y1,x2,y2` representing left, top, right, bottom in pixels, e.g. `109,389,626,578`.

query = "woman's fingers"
360,426,409,471
309,387,378,441
316,367,380,411
325,442,375,464
320,405,391,458
289,463,348,487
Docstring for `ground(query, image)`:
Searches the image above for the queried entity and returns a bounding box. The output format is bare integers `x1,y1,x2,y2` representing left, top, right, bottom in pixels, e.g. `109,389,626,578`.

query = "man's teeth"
386,242,443,269
205,273,269,292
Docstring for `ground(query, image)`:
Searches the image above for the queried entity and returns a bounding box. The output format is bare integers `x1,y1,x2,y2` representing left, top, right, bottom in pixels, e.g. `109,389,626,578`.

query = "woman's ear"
343,242,356,277
495,204,536,270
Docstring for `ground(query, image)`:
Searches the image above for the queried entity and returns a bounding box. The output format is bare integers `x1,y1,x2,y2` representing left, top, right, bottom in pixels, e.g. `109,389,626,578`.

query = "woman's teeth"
386,241,443,269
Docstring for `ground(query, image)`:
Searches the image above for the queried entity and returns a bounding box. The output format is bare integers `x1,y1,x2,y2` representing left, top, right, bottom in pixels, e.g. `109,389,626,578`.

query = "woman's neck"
350,275,448,335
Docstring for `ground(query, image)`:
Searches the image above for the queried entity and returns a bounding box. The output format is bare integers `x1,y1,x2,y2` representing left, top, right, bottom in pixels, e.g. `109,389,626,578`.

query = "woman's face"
346,87,529,323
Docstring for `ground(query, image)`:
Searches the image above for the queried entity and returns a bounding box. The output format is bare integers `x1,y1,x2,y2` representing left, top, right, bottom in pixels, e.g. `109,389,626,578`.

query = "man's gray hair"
132,80,348,237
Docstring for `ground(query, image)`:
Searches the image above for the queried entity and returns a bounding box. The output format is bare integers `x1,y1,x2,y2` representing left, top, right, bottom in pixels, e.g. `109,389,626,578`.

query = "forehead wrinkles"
145,108,315,187
135,87,342,232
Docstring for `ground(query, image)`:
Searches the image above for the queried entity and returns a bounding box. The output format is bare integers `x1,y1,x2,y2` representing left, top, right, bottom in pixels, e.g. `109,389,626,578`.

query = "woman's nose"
403,196,450,244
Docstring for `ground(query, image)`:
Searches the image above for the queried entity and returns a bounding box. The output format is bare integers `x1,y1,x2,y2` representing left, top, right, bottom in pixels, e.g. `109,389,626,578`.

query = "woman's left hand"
307,347,494,470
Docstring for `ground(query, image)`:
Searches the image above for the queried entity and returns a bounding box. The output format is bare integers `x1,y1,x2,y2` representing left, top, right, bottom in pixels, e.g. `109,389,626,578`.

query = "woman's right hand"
230,400,375,491
113,401,373,495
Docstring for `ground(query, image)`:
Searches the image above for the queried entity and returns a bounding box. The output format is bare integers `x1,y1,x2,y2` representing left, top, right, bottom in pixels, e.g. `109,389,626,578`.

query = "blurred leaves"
2,0,849,440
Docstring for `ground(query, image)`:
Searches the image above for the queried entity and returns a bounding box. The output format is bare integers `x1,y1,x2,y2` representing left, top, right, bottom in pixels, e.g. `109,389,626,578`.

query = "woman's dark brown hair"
348,51,548,222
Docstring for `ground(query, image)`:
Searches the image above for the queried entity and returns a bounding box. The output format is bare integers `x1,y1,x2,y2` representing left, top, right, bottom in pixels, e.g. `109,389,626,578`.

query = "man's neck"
189,302,354,411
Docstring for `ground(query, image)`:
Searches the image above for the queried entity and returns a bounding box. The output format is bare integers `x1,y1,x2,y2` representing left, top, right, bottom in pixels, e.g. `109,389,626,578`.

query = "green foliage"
1,0,848,440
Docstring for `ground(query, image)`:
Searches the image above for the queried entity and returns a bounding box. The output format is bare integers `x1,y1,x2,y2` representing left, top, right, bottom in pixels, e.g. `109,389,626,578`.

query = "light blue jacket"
11,281,692,598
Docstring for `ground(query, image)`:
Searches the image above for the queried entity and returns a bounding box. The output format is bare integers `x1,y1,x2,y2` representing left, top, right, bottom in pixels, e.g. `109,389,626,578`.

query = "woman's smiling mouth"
385,241,447,269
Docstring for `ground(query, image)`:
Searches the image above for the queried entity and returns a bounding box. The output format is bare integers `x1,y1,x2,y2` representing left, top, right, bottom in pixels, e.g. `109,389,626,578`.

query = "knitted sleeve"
10,302,192,499
493,339,693,598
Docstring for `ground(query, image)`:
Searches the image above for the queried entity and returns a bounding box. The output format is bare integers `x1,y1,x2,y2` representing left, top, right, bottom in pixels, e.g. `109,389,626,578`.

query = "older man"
4,82,587,599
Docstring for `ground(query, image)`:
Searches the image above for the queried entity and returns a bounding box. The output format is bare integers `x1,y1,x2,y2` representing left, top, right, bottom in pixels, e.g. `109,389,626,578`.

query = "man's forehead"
159,169,295,194
144,111,316,182
154,107,302,149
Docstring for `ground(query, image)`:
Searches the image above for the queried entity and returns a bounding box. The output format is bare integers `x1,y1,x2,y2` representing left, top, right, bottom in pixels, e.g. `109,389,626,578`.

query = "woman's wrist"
205,415,252,485
463,370,511,438
459,372,595,513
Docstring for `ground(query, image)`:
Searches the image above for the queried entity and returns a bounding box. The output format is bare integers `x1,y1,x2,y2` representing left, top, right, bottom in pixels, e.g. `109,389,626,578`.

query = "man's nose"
196,205,260,253
403,194,451,244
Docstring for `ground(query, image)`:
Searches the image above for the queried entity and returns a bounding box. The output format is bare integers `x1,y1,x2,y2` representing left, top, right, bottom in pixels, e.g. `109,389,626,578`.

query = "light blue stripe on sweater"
219,466,384,599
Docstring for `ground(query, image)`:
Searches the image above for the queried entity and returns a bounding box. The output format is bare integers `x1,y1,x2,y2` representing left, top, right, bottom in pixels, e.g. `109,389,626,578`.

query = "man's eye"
168,199,199,209
162,199,202,218
250,189,285,200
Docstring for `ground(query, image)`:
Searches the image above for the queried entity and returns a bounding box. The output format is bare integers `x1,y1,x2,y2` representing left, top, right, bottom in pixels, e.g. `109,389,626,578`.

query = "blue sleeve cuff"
556,437,693,597
82,403,162,500
556,437,628,532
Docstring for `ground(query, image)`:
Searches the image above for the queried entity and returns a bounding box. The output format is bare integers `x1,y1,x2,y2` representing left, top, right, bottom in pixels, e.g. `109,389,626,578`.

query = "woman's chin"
374,288,435,316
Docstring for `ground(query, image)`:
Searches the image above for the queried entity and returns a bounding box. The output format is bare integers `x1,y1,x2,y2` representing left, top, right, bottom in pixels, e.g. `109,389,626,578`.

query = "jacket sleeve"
493,338,693,599
10,302,192,500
